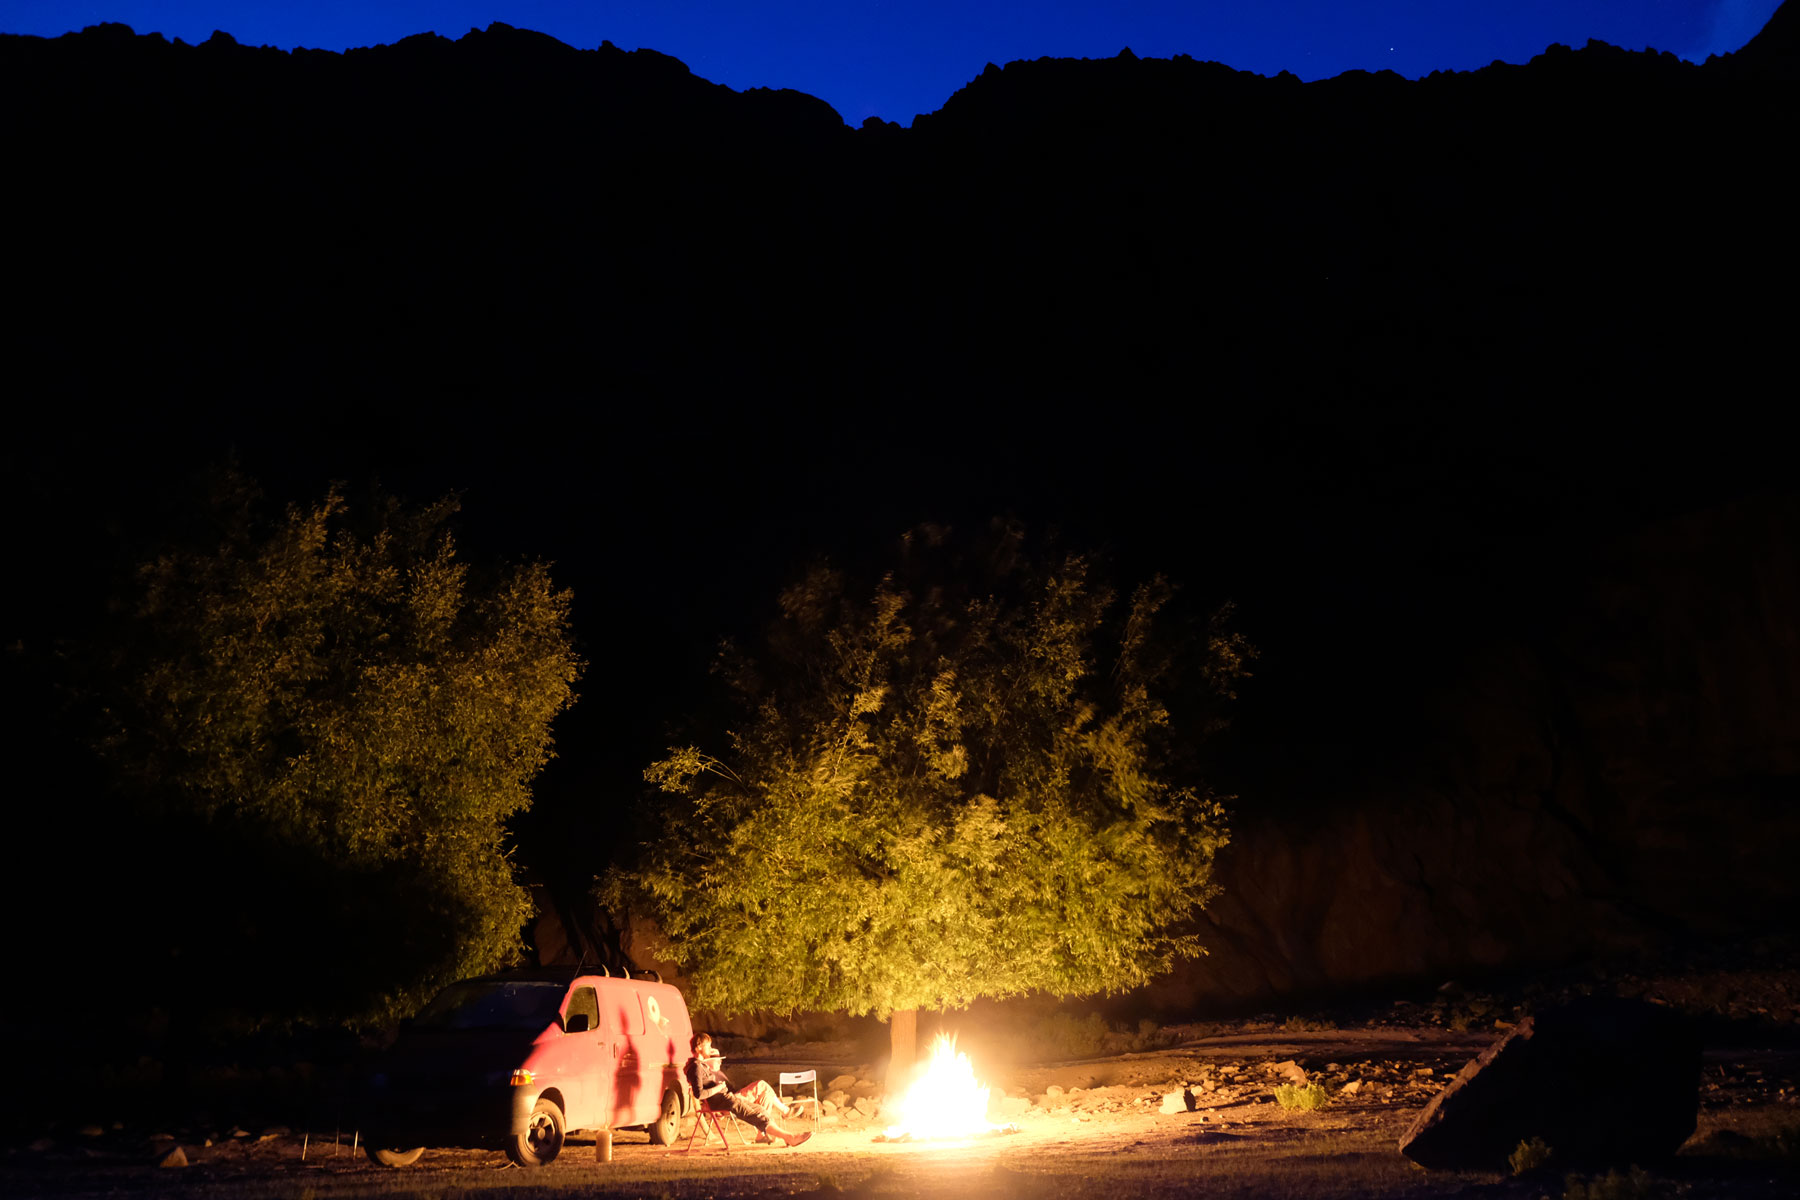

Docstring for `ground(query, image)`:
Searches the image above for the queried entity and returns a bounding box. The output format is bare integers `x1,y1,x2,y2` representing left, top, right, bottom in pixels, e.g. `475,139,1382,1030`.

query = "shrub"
1273,1083,1330,1110
1122,1017,1176,1052
1038,1012,1111,1059
1509,1137,1553,1174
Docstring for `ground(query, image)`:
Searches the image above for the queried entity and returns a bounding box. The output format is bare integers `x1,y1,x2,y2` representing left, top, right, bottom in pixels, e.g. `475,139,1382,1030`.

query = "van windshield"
413,981,567,1032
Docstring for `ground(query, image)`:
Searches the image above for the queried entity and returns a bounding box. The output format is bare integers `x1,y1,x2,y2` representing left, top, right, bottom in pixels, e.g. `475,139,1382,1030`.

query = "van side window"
565,986,600,1033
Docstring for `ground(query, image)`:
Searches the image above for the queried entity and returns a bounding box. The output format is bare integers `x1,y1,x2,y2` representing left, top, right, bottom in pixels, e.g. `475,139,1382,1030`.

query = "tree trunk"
887,1008,918,1096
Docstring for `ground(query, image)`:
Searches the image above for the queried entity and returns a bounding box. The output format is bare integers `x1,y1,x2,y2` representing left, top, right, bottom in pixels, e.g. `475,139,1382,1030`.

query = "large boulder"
1399,997,1700,1170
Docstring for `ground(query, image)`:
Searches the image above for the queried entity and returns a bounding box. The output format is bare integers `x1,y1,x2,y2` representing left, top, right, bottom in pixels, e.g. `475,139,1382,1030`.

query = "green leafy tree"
604,523,1248,1079
98,476,581,1027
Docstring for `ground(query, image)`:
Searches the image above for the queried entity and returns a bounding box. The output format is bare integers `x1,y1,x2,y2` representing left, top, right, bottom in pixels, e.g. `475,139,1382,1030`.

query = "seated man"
686,1032,812,1147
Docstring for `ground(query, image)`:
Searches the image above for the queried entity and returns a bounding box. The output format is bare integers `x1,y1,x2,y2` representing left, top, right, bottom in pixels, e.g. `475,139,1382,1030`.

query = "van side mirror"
565,1012,591,1034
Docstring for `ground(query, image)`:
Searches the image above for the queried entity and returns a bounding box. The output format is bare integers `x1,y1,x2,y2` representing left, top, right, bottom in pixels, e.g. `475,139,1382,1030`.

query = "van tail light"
510,1069,535,1087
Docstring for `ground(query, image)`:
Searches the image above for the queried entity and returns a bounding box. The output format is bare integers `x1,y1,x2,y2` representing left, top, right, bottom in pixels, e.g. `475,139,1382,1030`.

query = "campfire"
879,1034,1015,1142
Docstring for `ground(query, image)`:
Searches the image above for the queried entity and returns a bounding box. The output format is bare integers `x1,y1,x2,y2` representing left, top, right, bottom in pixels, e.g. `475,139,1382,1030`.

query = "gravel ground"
5,1024,1796,1200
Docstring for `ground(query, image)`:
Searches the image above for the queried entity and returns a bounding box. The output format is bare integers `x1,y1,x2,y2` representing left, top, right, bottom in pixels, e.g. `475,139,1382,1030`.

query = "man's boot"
770,1122,812,1147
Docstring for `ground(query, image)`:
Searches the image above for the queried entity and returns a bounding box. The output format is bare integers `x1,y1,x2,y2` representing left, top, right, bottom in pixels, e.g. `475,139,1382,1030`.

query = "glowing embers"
879,1034,1015,1142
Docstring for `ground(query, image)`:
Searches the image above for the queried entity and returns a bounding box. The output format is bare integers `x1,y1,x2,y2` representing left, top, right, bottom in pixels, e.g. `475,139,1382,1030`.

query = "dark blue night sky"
1,1,1784,125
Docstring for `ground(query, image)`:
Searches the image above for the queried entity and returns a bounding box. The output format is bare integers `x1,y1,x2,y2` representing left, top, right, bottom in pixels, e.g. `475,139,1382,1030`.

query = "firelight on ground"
882,1034,999,1140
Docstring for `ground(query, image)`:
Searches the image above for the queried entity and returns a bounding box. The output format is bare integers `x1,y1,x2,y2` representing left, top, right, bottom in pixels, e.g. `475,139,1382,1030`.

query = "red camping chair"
669,1080,756,1155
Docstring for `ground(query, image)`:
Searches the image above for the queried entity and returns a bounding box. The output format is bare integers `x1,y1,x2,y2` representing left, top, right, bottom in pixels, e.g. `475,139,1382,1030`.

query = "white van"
361,968,697,1166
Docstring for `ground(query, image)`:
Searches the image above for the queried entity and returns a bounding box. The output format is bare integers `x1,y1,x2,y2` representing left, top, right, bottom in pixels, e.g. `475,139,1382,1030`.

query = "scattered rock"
1340,1080,1364,1096
994,1095,1031,1118
77,1125,104,1138
261,1125,290,1137
1158,1091,1189,1115
156,1146,188,1168
1399,997,1701,1171
851,1096,878,1117
1273,1060,1307,1084
1044,1085,1065,1098
827,1074,857,1092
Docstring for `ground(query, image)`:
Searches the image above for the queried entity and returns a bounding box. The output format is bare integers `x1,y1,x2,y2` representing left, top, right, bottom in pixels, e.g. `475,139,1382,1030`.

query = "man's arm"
687,1056,729,1100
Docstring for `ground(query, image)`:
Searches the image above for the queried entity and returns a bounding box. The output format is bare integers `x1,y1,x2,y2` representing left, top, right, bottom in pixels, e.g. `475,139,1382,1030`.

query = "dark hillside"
3,9,1796,1016
2,16,1792,414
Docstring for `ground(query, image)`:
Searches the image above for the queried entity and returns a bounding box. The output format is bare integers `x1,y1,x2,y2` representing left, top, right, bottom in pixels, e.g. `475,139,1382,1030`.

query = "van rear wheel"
647,1087,681,1145
507,1097,565,1167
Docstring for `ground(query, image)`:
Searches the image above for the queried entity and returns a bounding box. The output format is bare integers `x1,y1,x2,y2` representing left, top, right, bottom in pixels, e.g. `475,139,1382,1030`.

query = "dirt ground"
6,1026,1796,1200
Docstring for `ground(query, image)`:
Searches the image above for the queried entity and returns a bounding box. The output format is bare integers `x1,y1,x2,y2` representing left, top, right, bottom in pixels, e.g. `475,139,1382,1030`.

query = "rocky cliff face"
1155,495,1800,1009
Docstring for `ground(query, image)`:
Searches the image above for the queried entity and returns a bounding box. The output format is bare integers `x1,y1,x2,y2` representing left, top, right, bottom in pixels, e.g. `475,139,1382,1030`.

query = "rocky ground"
4,1020,1795,1200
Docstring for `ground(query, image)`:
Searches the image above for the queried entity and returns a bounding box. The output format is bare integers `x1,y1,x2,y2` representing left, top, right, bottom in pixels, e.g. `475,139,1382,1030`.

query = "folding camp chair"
669,1081,756,1156
778,1070,820,1129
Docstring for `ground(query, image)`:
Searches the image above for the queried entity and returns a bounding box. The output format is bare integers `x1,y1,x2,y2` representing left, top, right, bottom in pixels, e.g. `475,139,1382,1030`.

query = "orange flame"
882,1034,998,1140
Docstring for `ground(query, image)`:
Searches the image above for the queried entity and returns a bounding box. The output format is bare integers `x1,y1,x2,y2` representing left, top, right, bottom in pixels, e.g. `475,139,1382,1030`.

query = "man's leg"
738,1080,790,1115
719,1093,809,1147
722,1094,772,1132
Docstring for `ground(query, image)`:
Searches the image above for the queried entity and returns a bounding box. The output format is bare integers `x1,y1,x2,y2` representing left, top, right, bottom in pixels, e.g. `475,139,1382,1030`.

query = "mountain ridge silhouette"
6,6,1793,130
1,5,1793,418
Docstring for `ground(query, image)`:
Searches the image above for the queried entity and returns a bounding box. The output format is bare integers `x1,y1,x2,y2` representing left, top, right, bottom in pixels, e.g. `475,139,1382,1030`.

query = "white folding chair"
778,1070,819,1129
